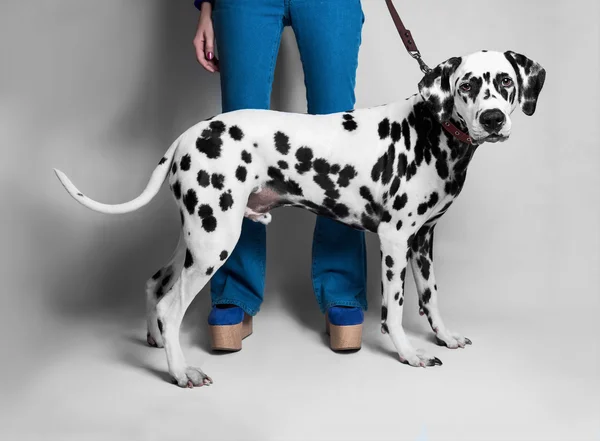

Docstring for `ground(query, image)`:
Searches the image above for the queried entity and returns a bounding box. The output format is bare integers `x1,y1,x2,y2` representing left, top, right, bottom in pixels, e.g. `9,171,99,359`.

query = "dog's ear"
504,51,546,116
418,57,462,122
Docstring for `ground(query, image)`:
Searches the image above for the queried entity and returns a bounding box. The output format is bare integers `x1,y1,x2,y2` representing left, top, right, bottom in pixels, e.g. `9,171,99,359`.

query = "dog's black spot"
152,269,162,280
381,211,392,223
381,323,389,334
389,177,401,197
267,167,303,196
206,267,214,276
202,216,217,232
180,209,185,226
343,113,358,131
493,72,512,101
219,192,234,211
396,153,408,177
422,288,432,304
172,181,181,199
274,131,291,155
171,162,177,174
184,248,194,268
332,203,349,218
464,76,484,102
483,72,491,83
219,250,228,261
399,296,404,306
337,165,356,187
238,151,252,165
330,164,340,174
385,256,394,268
436,155,449,180
209,120,226,134
313,158,331,175
198,204,213,219
396,220,403,230
400,268,406,281
314,174,336,194
183,189,198,215
155,285,163,299
386,270,394,281
360,186,374,202
196,132,223,159
211,173,225,190
278,160,288,169
180,154,191,171
391,122,401,143
361,213,378,232
158,157,167,165
229,125,244,141
483,89,491,100
393,193,407,210
236,166,247,182
378,118,390,139
381,305,388,321
295,147,313,174
401,119,411,151
419,256,431,280
381,144,395,185
371,155,385,182
197,170,210,187
394,292,399,301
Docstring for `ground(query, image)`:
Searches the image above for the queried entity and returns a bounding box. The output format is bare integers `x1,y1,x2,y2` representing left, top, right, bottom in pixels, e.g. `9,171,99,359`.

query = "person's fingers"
194,35,216,73
203,27,220,72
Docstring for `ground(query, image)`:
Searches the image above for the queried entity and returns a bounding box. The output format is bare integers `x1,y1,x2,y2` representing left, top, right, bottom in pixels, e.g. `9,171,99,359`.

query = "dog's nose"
479,109,506,132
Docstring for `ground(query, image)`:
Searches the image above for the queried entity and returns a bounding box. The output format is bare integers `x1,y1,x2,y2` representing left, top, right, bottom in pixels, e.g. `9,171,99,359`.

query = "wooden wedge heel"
210,313,253,351
325,310,363,351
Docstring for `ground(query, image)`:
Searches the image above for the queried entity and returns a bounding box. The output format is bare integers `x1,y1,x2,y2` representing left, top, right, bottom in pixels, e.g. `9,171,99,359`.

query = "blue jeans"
210,0,367,315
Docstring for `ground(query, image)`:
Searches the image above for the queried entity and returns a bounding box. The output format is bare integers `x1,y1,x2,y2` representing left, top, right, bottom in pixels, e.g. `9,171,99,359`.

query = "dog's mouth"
480,134,508,143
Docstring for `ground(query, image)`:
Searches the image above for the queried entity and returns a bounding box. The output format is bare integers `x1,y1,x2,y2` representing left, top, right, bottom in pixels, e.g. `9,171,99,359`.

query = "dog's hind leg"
379,227,442,368
145,232,187,348
155,204,246,387
409,224,472,349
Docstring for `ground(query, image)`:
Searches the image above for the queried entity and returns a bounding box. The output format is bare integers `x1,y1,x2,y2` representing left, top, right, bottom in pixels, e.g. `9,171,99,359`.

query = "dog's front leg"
409,224,472,349
380,231,442,367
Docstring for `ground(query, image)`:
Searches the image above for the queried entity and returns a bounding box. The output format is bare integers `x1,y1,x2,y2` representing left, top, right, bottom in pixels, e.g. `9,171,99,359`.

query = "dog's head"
418,50,546,144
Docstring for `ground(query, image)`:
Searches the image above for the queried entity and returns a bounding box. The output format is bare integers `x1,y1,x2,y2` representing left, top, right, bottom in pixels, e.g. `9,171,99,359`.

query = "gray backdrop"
1,1,598,440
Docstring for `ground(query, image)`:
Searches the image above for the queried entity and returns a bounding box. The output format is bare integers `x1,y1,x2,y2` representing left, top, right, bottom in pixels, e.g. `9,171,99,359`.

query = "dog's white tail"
53,137,181,214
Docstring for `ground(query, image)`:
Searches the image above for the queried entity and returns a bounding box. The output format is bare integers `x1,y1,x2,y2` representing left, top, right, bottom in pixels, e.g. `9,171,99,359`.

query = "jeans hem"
212,298,260,317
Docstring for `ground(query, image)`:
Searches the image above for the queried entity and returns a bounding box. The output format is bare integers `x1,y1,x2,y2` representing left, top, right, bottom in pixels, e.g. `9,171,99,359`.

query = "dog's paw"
171,367,213,388
434,330,472,349
398,349,443,368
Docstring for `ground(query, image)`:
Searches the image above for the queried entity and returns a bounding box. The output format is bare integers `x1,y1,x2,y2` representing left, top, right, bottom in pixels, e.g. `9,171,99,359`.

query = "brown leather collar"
385,0,474,145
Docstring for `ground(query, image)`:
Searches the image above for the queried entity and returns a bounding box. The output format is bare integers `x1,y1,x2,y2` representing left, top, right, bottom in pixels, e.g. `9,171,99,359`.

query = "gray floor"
3,287,598,441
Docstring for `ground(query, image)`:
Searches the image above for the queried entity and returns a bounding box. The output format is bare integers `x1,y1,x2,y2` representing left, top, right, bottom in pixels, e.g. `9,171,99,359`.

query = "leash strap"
384,0,431,74
385,0,473,144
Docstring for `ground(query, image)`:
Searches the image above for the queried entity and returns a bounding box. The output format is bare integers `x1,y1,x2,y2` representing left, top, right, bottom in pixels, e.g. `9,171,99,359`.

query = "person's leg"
209,0,284,319
289,0,367,315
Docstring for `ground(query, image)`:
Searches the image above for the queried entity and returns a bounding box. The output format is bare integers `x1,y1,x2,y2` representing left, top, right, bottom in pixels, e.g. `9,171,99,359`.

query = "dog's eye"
502,77,513,87
459,83,471,92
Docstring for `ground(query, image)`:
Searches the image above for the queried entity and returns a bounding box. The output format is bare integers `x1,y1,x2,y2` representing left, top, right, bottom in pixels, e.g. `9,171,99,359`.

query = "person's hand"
193,2,219,73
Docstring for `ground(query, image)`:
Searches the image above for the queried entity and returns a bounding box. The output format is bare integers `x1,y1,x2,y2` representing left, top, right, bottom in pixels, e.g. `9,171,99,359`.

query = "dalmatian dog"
55,50,545,388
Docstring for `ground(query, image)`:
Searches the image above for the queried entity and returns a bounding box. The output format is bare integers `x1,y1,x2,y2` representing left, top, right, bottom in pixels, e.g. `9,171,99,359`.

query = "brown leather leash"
385,0,474,145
